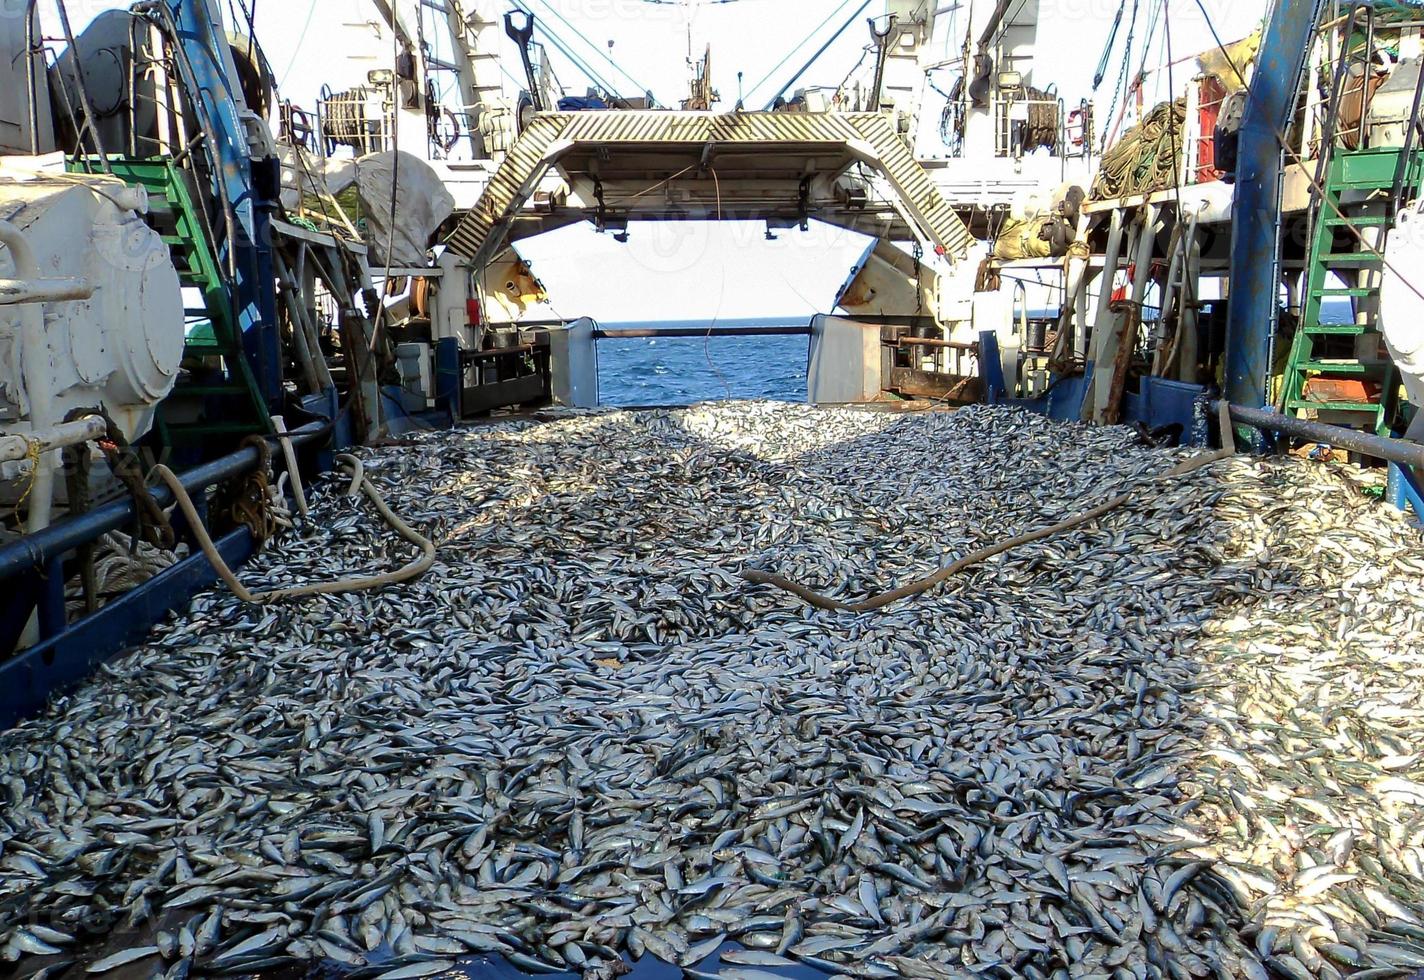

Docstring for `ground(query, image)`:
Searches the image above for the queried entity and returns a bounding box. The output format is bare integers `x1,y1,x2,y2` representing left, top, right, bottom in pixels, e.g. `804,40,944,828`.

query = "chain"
222,436,279,546
10,439,42,525
912,239,924,316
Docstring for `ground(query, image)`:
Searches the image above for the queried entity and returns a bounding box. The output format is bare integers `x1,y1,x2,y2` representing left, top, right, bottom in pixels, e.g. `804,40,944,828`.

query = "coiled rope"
1092,98,1187,199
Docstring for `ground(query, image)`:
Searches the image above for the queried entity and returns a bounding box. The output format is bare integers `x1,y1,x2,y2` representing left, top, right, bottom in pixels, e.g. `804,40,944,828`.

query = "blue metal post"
1225,0,1324,421
38,556,66,641
168,0,282,404
979,332,1006,404
436,338,464,421
1387,463,1424,521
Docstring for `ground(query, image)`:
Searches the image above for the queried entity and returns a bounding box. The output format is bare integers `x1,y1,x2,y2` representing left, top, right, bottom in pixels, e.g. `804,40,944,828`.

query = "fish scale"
0,403,1422,978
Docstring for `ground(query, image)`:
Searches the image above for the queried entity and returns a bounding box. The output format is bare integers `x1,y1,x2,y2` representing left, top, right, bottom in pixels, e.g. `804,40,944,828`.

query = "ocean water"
591,302,1356,409
596,318,810,407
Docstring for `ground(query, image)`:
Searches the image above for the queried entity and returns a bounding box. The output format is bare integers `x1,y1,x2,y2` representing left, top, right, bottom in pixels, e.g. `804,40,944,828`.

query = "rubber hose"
152,453,436,604
742,403,1236,613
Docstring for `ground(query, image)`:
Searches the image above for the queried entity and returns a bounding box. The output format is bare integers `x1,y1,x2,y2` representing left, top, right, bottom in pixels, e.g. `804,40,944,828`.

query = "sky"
35,0,1270,321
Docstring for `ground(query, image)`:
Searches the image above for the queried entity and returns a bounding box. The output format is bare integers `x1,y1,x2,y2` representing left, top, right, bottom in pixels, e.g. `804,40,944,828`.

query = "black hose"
1216,401,1424,468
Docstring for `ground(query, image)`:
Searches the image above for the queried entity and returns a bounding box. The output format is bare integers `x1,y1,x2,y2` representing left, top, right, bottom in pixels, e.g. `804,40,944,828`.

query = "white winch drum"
1380,200,1424,438
0,169,184,442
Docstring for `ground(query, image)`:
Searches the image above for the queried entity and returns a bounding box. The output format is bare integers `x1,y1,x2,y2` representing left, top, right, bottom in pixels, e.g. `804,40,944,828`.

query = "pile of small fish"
3,402,1424,980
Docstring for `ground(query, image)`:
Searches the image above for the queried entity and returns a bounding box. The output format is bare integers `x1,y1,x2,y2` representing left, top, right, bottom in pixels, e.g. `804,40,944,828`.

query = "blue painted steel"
38,556,65,641
300,386,341,423
1044,371,1091,421
1136,376,1208,443
436,338,464,419
0,528,254,732
166,0,282,403
1387,463,1424,521
1013,367,1210,441
979,332,1007,404
1224,0,1324,418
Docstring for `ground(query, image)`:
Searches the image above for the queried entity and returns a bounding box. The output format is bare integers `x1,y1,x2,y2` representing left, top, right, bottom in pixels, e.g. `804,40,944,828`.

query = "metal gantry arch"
444,111,975,271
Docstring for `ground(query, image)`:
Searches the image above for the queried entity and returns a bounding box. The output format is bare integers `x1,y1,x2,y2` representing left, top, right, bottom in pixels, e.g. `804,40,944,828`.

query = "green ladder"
1282,147,1424,436
78,157,271,446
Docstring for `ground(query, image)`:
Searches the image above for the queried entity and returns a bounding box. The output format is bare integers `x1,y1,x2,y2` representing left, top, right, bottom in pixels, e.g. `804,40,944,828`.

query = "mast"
1224,0,1326,420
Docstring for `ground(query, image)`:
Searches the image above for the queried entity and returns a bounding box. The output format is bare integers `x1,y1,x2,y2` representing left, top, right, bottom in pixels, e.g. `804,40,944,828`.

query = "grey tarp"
356,151,456,268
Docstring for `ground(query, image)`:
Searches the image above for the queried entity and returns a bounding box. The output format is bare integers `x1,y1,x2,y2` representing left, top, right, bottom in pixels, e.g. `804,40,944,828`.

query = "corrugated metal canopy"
444,111,974,269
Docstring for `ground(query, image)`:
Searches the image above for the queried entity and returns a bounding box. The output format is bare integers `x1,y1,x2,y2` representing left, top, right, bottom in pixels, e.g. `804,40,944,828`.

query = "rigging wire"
1098,0,1140,145
277,0,320,89
369,21,401,355
1103,0,1165,150
523,0,660,104
764,0,875,109
1160,0,1201,373
1186,0,1424,309
989,0,1032,49
510,0,624,101
742,0,861,105
1094,3,1127,89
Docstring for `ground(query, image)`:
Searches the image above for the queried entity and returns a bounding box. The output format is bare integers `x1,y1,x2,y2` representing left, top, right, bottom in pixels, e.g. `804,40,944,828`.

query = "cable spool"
1021,86,1061,152
322,86,382,155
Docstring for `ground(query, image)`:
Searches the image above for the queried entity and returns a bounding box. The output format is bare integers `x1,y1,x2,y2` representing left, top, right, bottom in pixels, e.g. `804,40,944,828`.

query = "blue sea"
595,318,810,406
591,302,1358,408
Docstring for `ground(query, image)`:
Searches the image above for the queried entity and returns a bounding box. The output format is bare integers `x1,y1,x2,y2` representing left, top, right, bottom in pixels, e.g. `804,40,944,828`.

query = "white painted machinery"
0,164,185,528
1380,200,1424,441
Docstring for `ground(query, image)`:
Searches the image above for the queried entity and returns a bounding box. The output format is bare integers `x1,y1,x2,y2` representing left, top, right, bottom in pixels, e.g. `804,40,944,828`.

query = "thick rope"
152,454,436,604
742,403,1236,613
1092,99,1187,199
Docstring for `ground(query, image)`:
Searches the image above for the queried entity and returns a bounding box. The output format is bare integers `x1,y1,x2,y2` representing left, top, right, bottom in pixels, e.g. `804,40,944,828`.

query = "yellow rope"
11,439,42,522
1092,99,1188,200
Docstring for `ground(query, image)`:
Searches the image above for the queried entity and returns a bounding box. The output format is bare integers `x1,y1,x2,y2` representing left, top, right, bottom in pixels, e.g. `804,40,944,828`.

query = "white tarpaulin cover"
356,151,455,268
1380,202,1424,440
277,145,357,212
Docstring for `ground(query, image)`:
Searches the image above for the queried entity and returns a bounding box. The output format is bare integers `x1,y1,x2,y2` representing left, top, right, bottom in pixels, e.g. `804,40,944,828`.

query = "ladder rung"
1317,287,1377,297
1319,253,1383,263
1301,323,1377,335
1322,215,1390,227
1287,399,1383,412
1301,360,1373,374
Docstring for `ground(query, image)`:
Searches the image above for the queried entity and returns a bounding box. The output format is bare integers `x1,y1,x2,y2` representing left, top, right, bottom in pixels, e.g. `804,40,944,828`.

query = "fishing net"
1091,98,1187,200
